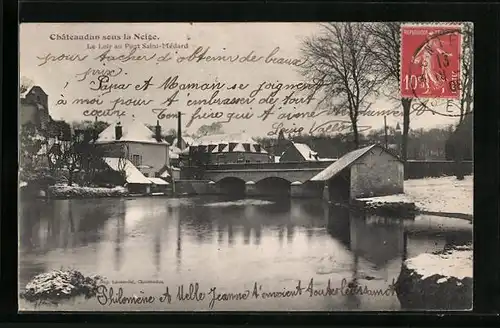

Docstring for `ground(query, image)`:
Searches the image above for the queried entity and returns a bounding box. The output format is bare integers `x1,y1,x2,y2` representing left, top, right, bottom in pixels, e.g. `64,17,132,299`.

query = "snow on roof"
20,85,47,99
232,143,245,152
160,170,171,178
170,146,182,154
173,136,195,148
290,142,318,161
103,157,151,184
148,177,169,185
310,144,378,181
170,146,181,159
96,120,169,145
192,132,257,146
274,156,281,163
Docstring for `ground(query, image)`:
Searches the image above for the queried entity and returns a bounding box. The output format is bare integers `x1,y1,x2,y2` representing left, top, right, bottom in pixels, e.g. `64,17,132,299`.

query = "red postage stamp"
401,24,462,99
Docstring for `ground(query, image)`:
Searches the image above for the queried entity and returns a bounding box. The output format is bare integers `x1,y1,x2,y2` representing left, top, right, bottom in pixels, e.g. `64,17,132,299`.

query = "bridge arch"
255,177,291,197
215,177,246,196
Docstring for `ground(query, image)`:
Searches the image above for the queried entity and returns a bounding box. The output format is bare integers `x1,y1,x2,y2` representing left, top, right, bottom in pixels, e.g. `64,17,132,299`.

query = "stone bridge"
181,161,336,197
203,168,326,184
200,161,335,184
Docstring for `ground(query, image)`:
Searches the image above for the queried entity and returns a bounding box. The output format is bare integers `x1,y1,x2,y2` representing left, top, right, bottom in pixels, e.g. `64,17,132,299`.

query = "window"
131,154,142,166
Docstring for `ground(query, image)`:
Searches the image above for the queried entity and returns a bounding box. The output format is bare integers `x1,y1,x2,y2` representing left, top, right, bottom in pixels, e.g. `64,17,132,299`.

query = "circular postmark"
401,23,472,119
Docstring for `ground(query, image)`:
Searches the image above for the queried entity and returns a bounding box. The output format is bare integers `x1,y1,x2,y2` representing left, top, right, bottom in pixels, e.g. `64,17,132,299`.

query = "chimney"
155,120,162,142
177,111,182,149
115,122,122,140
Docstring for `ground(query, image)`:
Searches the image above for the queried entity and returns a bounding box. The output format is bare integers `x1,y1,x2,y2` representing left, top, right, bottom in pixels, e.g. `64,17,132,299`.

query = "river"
18,196,472,311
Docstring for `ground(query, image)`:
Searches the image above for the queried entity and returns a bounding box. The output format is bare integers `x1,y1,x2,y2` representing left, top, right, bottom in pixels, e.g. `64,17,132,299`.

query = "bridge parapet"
203,160,336,171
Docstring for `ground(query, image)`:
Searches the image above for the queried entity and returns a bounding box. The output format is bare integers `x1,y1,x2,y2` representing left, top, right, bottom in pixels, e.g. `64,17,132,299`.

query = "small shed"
310,144,404,202
148,177,170,193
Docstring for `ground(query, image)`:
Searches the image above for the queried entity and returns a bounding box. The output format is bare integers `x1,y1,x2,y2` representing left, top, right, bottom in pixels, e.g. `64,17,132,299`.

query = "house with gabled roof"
280,142,319,162
95,119,170,181
20,86,51,131
310,144,404,202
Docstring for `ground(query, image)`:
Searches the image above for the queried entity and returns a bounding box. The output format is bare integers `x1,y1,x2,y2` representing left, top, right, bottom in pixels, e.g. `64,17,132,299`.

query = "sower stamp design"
19,22,473,312
401,25,462,99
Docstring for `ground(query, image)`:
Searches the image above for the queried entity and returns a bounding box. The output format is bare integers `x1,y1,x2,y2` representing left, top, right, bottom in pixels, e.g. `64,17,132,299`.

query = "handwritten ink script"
28,26,466,138
96,278,397,309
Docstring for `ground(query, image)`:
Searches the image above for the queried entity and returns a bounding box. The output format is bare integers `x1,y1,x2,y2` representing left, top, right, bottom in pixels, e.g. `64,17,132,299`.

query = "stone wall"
350,150,404,198
174,180,212,195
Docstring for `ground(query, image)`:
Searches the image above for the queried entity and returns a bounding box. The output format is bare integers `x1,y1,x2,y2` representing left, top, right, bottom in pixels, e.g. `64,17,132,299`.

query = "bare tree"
62,136,81,186
117,144,130,183
301,23,383,148
196,122,224,137
366,22,412,163
459,22,474,124
450,23,474,180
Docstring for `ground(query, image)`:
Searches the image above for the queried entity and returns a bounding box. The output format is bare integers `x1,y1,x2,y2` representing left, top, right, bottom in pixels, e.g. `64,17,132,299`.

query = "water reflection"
19,197,472,311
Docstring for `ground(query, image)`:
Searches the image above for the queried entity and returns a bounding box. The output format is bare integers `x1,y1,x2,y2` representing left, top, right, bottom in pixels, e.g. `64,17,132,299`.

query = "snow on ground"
49,185,128,198
357,193,413,204
405,249,472,280
204,199,275,207
404,175,473,216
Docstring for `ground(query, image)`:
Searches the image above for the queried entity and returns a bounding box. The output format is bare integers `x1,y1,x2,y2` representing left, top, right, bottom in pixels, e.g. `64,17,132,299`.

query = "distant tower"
277,129,288,156
395,122,402,155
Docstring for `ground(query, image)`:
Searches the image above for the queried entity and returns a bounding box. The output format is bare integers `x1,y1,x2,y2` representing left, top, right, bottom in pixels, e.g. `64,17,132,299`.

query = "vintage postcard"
18,22,473,311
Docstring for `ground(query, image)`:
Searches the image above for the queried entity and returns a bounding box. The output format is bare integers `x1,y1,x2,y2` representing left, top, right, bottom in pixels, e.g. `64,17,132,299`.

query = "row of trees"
300,22,473,172
19,119,112,187
255,123,471,161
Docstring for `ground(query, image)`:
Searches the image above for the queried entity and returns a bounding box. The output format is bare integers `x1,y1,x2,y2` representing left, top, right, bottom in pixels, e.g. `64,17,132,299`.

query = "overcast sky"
20,23,463,137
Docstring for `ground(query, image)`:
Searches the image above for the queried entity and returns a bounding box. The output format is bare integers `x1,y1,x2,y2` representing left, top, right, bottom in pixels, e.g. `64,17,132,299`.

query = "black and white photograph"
18,22,473,311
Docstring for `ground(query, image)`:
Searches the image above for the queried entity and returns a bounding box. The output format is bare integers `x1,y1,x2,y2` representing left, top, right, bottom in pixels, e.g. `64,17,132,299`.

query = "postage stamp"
401,24,462,99
18,21,473,312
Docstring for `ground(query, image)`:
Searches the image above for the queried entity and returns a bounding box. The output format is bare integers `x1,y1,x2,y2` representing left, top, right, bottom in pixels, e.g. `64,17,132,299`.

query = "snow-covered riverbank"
405,175,473,217
48,185,128,199
355,175,473,219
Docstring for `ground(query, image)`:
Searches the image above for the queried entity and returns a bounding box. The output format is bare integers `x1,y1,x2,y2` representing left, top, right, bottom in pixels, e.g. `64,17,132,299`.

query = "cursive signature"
309,119,372,135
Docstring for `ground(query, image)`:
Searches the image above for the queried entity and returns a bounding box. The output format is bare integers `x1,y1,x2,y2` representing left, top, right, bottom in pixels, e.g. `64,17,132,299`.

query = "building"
172,135,195,150
95,119,170,178
187,133,271,164
20,86,51,131
280,142,319,162
169,145,182,167
19,85,73,171
102,157,153,194
310,144,404,202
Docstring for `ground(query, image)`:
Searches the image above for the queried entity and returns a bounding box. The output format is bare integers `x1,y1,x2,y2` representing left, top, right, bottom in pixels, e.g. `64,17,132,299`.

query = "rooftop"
96,120,169,145
310,144,401,181
289,142,318,161
190,133,267,154
103,157,151,184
